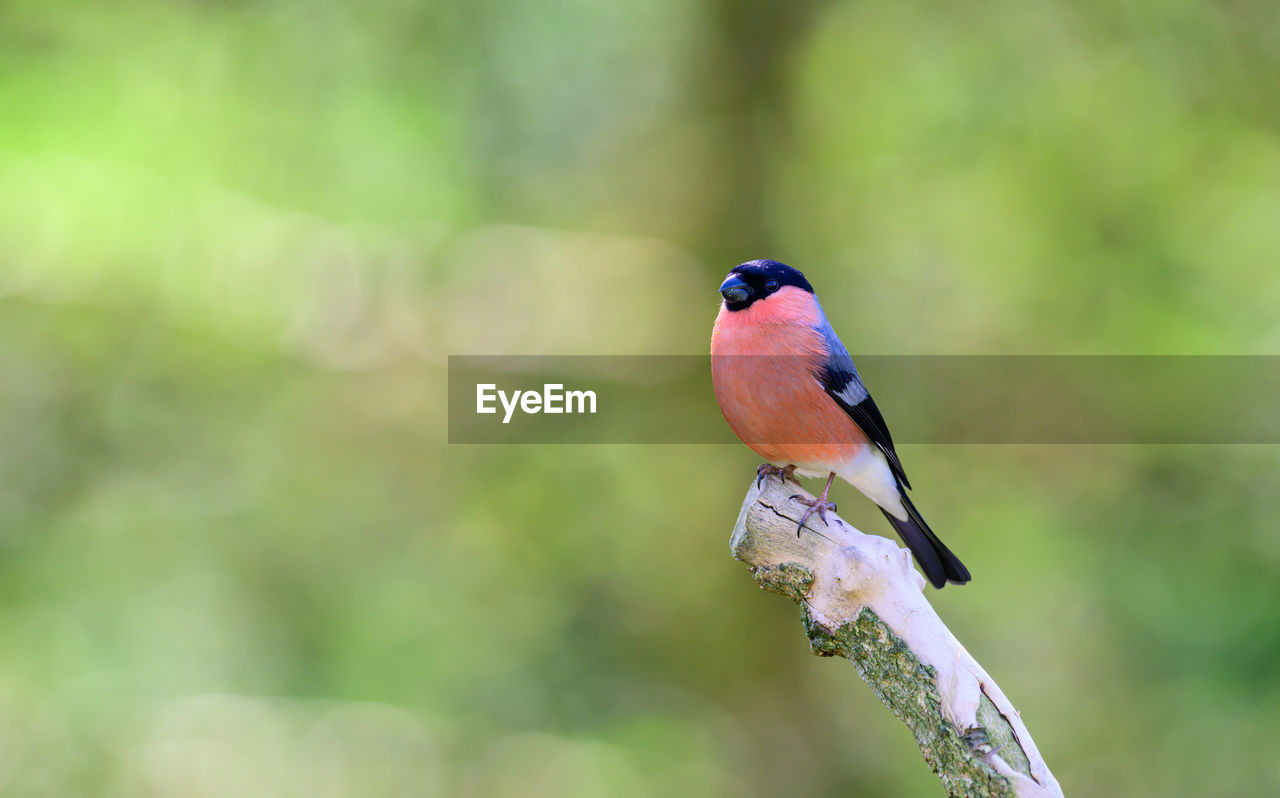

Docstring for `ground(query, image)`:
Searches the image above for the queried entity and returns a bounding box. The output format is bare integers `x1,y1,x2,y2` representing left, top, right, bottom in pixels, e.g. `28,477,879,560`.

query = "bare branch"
731,476,1064,798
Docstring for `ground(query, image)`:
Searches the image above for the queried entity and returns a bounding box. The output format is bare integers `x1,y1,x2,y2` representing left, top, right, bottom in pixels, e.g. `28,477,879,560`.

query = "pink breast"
711,293,867,468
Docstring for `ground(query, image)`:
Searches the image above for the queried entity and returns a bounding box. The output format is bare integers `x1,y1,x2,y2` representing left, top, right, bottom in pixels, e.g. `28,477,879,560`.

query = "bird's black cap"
719,259,813,310
730,260,813,292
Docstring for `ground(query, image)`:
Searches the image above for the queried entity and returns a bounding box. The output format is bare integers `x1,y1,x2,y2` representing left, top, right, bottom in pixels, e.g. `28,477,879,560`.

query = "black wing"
815,320,911,490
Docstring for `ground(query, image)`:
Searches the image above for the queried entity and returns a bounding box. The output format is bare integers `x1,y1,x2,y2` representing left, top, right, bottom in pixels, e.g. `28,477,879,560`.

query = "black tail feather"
880,487,970,589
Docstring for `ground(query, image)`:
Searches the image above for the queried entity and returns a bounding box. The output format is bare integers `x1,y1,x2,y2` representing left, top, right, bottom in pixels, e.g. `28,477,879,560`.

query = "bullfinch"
710,259,970,588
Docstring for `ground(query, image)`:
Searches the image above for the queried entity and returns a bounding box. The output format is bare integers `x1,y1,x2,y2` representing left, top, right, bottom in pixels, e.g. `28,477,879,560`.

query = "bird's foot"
790,494,838,536
756,463,797,488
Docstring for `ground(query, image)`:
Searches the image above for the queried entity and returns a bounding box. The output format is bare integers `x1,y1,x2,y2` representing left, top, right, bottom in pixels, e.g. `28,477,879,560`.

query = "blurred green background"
3,1,1280,796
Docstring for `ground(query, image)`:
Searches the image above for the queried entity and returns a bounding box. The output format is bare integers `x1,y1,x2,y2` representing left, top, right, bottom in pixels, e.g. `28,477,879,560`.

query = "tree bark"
731,475,1064,798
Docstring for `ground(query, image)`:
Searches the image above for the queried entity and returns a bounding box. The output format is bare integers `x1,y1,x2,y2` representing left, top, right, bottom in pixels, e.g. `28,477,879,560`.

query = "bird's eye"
765,280,779,292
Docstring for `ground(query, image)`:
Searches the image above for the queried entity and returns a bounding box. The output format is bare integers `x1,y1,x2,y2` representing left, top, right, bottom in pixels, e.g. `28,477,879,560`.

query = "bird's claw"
790,495,838,536
756,463,797,488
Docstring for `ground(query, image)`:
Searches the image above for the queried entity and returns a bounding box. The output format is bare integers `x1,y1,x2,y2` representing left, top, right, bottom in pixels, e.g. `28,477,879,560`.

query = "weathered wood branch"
731,476,1063,798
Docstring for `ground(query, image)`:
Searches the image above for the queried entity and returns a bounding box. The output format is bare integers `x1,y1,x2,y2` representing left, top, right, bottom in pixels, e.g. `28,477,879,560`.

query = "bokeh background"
4,1,1280,796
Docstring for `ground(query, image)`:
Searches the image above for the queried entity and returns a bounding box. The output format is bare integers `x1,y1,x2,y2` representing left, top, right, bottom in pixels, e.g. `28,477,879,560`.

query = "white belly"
837,446,908,520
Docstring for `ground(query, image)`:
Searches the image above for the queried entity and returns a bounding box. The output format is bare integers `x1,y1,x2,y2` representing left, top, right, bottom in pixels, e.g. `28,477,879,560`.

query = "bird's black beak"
719,274,751,306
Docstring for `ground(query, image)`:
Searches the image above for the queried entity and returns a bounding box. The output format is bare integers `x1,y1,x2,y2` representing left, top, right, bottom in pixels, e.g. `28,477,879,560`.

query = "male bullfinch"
710,259,970,588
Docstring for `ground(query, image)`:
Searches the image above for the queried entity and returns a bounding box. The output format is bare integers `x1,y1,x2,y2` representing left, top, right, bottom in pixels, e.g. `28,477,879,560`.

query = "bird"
710,259,970,588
